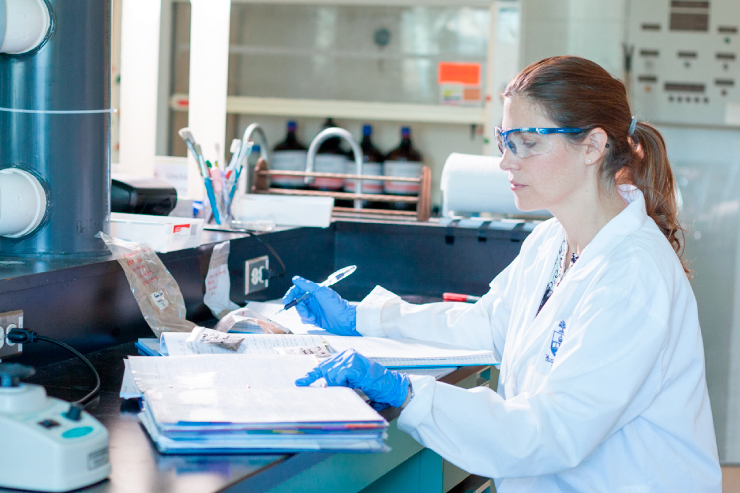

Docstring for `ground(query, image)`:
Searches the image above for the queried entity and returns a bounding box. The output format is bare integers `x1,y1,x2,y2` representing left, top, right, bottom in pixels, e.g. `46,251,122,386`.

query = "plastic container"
231,194,334,228
109,213,204,253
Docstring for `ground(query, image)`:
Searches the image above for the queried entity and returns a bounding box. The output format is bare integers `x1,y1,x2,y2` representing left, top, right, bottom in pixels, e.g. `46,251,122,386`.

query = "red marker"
443,292,481,303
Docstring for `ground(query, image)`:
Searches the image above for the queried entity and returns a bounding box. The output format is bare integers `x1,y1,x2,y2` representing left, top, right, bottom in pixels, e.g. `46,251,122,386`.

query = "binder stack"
139,387,389,454
126,354,388,454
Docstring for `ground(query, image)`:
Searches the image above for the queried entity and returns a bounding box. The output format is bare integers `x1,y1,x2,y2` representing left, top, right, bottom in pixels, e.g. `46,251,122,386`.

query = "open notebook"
156,328,498,368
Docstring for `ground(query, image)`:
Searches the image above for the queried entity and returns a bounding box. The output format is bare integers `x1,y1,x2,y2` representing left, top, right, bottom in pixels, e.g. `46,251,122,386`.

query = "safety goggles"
495,127,583,158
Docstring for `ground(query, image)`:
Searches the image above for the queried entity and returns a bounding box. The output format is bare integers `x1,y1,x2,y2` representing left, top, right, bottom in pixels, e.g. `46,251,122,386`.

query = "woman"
284,56,722,492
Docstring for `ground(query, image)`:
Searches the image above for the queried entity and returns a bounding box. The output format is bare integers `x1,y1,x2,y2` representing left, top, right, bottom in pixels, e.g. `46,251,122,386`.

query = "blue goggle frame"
495,126,583,157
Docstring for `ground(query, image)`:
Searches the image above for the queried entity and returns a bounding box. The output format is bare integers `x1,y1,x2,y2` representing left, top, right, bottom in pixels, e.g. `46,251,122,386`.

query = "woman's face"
499,96,589,213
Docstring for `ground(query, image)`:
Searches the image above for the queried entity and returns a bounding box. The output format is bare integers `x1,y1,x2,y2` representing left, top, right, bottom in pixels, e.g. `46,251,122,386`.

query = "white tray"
231,194,334,228
109,213,204,252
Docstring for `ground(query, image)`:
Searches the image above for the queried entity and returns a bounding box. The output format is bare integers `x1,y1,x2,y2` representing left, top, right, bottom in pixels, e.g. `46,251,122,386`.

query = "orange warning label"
438,62,482,86
463,88,482,102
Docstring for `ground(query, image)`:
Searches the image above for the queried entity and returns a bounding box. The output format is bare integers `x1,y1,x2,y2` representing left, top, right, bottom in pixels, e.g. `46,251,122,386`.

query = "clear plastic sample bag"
100,232,196,338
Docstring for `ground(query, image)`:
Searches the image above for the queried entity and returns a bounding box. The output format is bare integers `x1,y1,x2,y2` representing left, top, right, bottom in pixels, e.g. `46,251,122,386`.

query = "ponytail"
626,123,689,276
504,56,689,276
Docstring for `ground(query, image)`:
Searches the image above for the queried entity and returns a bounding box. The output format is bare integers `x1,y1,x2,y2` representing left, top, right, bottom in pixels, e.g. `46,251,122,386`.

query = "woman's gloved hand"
282,276,360,336
295,349,410,409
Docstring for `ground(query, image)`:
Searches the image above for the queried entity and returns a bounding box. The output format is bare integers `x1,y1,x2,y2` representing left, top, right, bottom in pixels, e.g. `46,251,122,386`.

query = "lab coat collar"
555,185,648,283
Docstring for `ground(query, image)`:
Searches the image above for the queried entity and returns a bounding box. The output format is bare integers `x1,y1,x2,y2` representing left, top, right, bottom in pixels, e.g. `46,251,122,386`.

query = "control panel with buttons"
629,0,739,126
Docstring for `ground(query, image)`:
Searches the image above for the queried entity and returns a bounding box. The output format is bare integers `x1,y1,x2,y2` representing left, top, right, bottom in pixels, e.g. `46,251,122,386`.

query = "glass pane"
226,4,490,105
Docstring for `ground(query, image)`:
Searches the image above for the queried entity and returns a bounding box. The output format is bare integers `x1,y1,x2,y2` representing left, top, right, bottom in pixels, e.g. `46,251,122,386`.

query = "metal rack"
251,159,432,222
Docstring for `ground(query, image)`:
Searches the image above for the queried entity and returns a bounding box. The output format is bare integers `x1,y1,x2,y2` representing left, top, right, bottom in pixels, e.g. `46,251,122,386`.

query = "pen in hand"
279,265,357,314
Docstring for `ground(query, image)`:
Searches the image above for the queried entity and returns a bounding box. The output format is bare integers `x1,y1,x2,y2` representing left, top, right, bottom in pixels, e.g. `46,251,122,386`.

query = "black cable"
248,232,287,279
7,329,101,411
37,336,101,408
204,226,288,279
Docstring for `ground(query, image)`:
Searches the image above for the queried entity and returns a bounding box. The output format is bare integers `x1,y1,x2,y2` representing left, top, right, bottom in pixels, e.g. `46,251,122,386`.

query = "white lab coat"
356,187,722,492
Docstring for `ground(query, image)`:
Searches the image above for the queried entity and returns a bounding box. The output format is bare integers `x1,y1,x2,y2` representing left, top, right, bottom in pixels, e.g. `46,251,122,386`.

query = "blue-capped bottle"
271,120,307,189
384,126,423,195
345,124,384,195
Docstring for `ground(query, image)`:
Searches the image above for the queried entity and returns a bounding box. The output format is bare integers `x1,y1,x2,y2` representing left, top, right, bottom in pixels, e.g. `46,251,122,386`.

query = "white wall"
661,125,740,463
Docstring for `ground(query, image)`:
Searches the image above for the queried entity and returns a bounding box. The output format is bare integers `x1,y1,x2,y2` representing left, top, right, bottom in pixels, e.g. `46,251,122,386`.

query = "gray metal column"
0,0,111,257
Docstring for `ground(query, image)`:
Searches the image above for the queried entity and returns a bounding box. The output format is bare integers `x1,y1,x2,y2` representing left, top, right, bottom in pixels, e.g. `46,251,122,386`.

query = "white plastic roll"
0,0,50,54
0,168,47,237
441,153,550,218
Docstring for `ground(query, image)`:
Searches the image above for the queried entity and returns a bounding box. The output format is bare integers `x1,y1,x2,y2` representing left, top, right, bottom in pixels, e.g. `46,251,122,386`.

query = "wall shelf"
169,94,486,125
173,0,494,6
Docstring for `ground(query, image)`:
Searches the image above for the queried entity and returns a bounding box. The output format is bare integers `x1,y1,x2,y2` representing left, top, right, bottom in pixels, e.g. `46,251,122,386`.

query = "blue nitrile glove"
282,276,360,336
295,349,410,410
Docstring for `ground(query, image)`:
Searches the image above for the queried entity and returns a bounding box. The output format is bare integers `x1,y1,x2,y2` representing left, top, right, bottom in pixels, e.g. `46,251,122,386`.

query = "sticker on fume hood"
438,62,482,106
173,224,191,239
151,291,169,311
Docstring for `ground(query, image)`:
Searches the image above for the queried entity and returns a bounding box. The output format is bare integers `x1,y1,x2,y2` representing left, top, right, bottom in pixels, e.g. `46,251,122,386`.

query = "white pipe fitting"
0,0,50,55
0,168,47,237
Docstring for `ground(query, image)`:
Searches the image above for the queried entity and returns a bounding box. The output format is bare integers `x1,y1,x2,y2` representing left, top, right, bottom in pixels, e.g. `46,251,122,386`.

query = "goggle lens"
496,128,555,158
506,132,552,158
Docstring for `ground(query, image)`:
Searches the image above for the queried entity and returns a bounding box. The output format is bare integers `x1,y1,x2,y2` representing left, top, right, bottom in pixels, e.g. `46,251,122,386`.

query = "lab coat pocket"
534,320,567,375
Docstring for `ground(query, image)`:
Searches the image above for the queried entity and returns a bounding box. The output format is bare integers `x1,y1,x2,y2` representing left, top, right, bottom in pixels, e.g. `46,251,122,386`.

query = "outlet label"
246,256,269,295
0,310,24,358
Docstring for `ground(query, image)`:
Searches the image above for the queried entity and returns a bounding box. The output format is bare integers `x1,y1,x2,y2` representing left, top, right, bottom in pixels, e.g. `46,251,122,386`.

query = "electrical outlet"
0,310,24,359
245,256,269,294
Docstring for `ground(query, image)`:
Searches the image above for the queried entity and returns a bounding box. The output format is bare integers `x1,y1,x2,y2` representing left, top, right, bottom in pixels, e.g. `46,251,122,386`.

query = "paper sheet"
324,336,498,367
120,359,142,399
204,241,240,319
404,367,456,379
144,386,386,426
161,328,328,357
274,345,332,357
128,354,320,393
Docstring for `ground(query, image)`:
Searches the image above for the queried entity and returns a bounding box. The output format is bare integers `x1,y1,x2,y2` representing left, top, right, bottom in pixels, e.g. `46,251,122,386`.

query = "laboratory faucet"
305,127,364,209
240,123,270,166
235,122,270,196
226,123,271,224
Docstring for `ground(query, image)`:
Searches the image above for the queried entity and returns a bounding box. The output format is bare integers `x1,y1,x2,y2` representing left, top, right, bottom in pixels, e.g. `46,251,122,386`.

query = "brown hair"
503,56,688,275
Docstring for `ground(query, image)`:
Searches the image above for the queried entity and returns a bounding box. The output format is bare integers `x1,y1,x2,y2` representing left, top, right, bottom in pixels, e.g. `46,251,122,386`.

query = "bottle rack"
251,159,432,222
